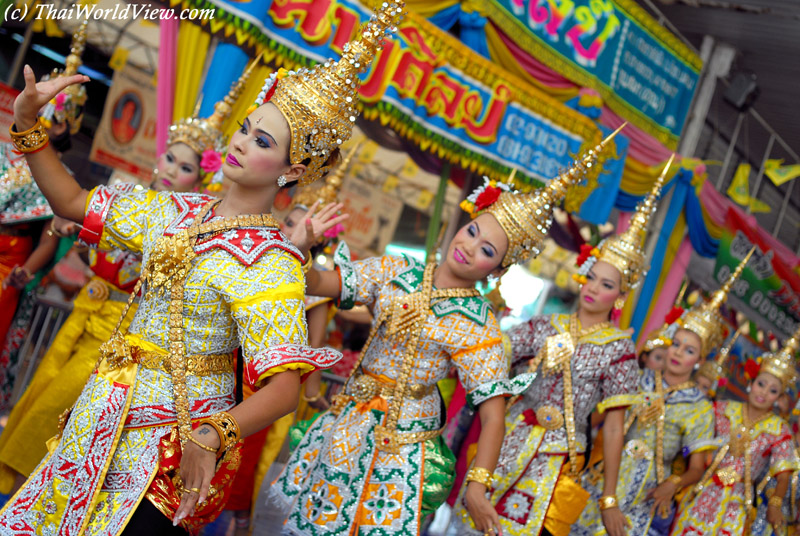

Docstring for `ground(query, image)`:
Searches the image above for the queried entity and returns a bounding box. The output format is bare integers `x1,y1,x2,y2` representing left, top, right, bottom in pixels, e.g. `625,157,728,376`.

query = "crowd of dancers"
0,2,799,535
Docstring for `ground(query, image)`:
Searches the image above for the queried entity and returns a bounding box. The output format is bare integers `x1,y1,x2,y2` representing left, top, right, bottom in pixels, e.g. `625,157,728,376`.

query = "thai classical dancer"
0,58,260,498
671,322,800,536
451,138,652,536
263,129,623,535
0,1,408,532
573,248,754,536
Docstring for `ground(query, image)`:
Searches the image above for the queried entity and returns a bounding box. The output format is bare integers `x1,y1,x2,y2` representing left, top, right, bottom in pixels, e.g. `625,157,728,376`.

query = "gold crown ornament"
575,154,674,292
291,139,363,210
696,327,743,389
642,279,689,353
40,20,89,134
758,324,800,390
251,2,405,186
679,247,755,357
462,124,627,268
168,54,262,168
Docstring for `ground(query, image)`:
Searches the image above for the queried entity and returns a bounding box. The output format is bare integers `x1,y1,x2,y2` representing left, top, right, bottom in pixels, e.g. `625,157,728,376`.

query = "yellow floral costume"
0,184,340,535
571,369,714,535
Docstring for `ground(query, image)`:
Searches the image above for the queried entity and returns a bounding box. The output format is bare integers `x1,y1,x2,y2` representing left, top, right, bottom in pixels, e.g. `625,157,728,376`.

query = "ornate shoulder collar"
549,313,629,345
390,255,491,326
163,194,302,266
639,369,705,405
723,401,786,437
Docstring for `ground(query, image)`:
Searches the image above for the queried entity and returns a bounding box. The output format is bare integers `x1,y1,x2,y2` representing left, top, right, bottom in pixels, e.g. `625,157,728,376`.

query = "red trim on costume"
244,344,342,388
609,353,636,367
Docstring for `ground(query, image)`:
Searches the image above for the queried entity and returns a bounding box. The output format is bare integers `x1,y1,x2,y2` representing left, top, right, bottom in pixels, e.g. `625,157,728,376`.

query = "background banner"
483,0,701,148
0,83,20,144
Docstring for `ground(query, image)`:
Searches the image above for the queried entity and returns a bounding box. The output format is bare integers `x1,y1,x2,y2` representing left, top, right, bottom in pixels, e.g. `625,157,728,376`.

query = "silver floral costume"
0,184,340,535
266,246,530,535
451,313,639,536
571,368,714,536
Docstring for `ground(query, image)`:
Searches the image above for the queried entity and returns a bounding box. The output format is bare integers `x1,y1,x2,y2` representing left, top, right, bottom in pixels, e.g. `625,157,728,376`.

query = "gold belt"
714,466,740,486
107,343,234,376
350,373,436,404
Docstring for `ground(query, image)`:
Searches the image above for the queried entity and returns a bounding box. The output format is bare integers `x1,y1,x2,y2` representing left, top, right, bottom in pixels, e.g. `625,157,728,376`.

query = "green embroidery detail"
390,255,490,326
334,242,357,310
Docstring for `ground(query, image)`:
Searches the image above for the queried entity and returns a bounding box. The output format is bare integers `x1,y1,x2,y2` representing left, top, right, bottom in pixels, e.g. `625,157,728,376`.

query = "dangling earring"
614,297,626,310
746,384,751,393
277,175,287,188
152,167,159,180
487,274,499,286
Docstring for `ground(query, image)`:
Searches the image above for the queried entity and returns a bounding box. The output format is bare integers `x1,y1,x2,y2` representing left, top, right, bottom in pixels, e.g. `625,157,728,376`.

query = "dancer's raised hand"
14,64,89,129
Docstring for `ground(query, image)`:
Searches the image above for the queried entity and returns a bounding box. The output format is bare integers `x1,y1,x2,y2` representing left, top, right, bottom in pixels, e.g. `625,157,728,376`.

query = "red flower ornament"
474,185,502,211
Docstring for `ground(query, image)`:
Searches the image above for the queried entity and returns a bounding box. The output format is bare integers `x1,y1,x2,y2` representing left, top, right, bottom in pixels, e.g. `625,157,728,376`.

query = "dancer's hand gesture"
289,201,349,258
172,425,220,527
14,64,89,129
601,506,630,536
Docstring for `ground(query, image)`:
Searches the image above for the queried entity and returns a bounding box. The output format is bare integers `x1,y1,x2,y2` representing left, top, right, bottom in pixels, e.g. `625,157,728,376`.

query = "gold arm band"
200,411,241,454
598,495,618,511
10,118,50,153
302,254,313,274
465,467,494,489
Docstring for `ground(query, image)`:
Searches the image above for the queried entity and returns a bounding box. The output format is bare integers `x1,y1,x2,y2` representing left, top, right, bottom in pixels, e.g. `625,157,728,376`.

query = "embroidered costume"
0,59,259,495
266,250,526,535
0,185,340,535
572,369,713,535
449,314,638,536
671,400,799,536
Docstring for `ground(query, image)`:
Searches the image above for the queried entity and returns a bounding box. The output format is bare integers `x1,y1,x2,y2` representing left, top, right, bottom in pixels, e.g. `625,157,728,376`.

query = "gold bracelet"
598,495,618,511
302,391,323,403
199,411,241,453
465,467,493,489
666,474,682,488
769,495,784,509
10,118,50,153
188,435,218,454
301,253,313,274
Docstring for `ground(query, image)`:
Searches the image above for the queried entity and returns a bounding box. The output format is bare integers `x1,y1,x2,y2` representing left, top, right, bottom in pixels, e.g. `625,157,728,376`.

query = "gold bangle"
301,254,313,274
666,474,682,488
598,495,618,511
302,391,323,403
200,411,240,454
465,467,493,489
769,495,784,509
10,118,50,154
188,434,218,454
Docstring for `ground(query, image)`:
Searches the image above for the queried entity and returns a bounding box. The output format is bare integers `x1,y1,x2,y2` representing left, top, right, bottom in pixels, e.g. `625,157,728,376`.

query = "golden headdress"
461,125,626,267
576,154,673,292
679,247,754,357
40,20,89,134
758,324,800,389
168,55,262,161
696,328,743,389
643,279,689,353
252,2,405,186
291,140,363,210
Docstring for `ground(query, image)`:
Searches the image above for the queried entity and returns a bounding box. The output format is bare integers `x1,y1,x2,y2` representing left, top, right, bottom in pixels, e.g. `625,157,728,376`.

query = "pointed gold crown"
595,154,673,292
291,140,363,210
253,2,405,186
40,19,89,134
482,124,626,267
168,55,261,159
759,324,800,389
681,247,754,356
697,327,743,384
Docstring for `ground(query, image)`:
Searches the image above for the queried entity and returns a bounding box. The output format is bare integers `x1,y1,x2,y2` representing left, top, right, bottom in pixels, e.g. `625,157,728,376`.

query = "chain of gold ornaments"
98,200,279,447
331,263,478,453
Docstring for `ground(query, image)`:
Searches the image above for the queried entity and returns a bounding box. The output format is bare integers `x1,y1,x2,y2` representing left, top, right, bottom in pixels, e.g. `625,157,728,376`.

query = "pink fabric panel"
491,22,577,89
